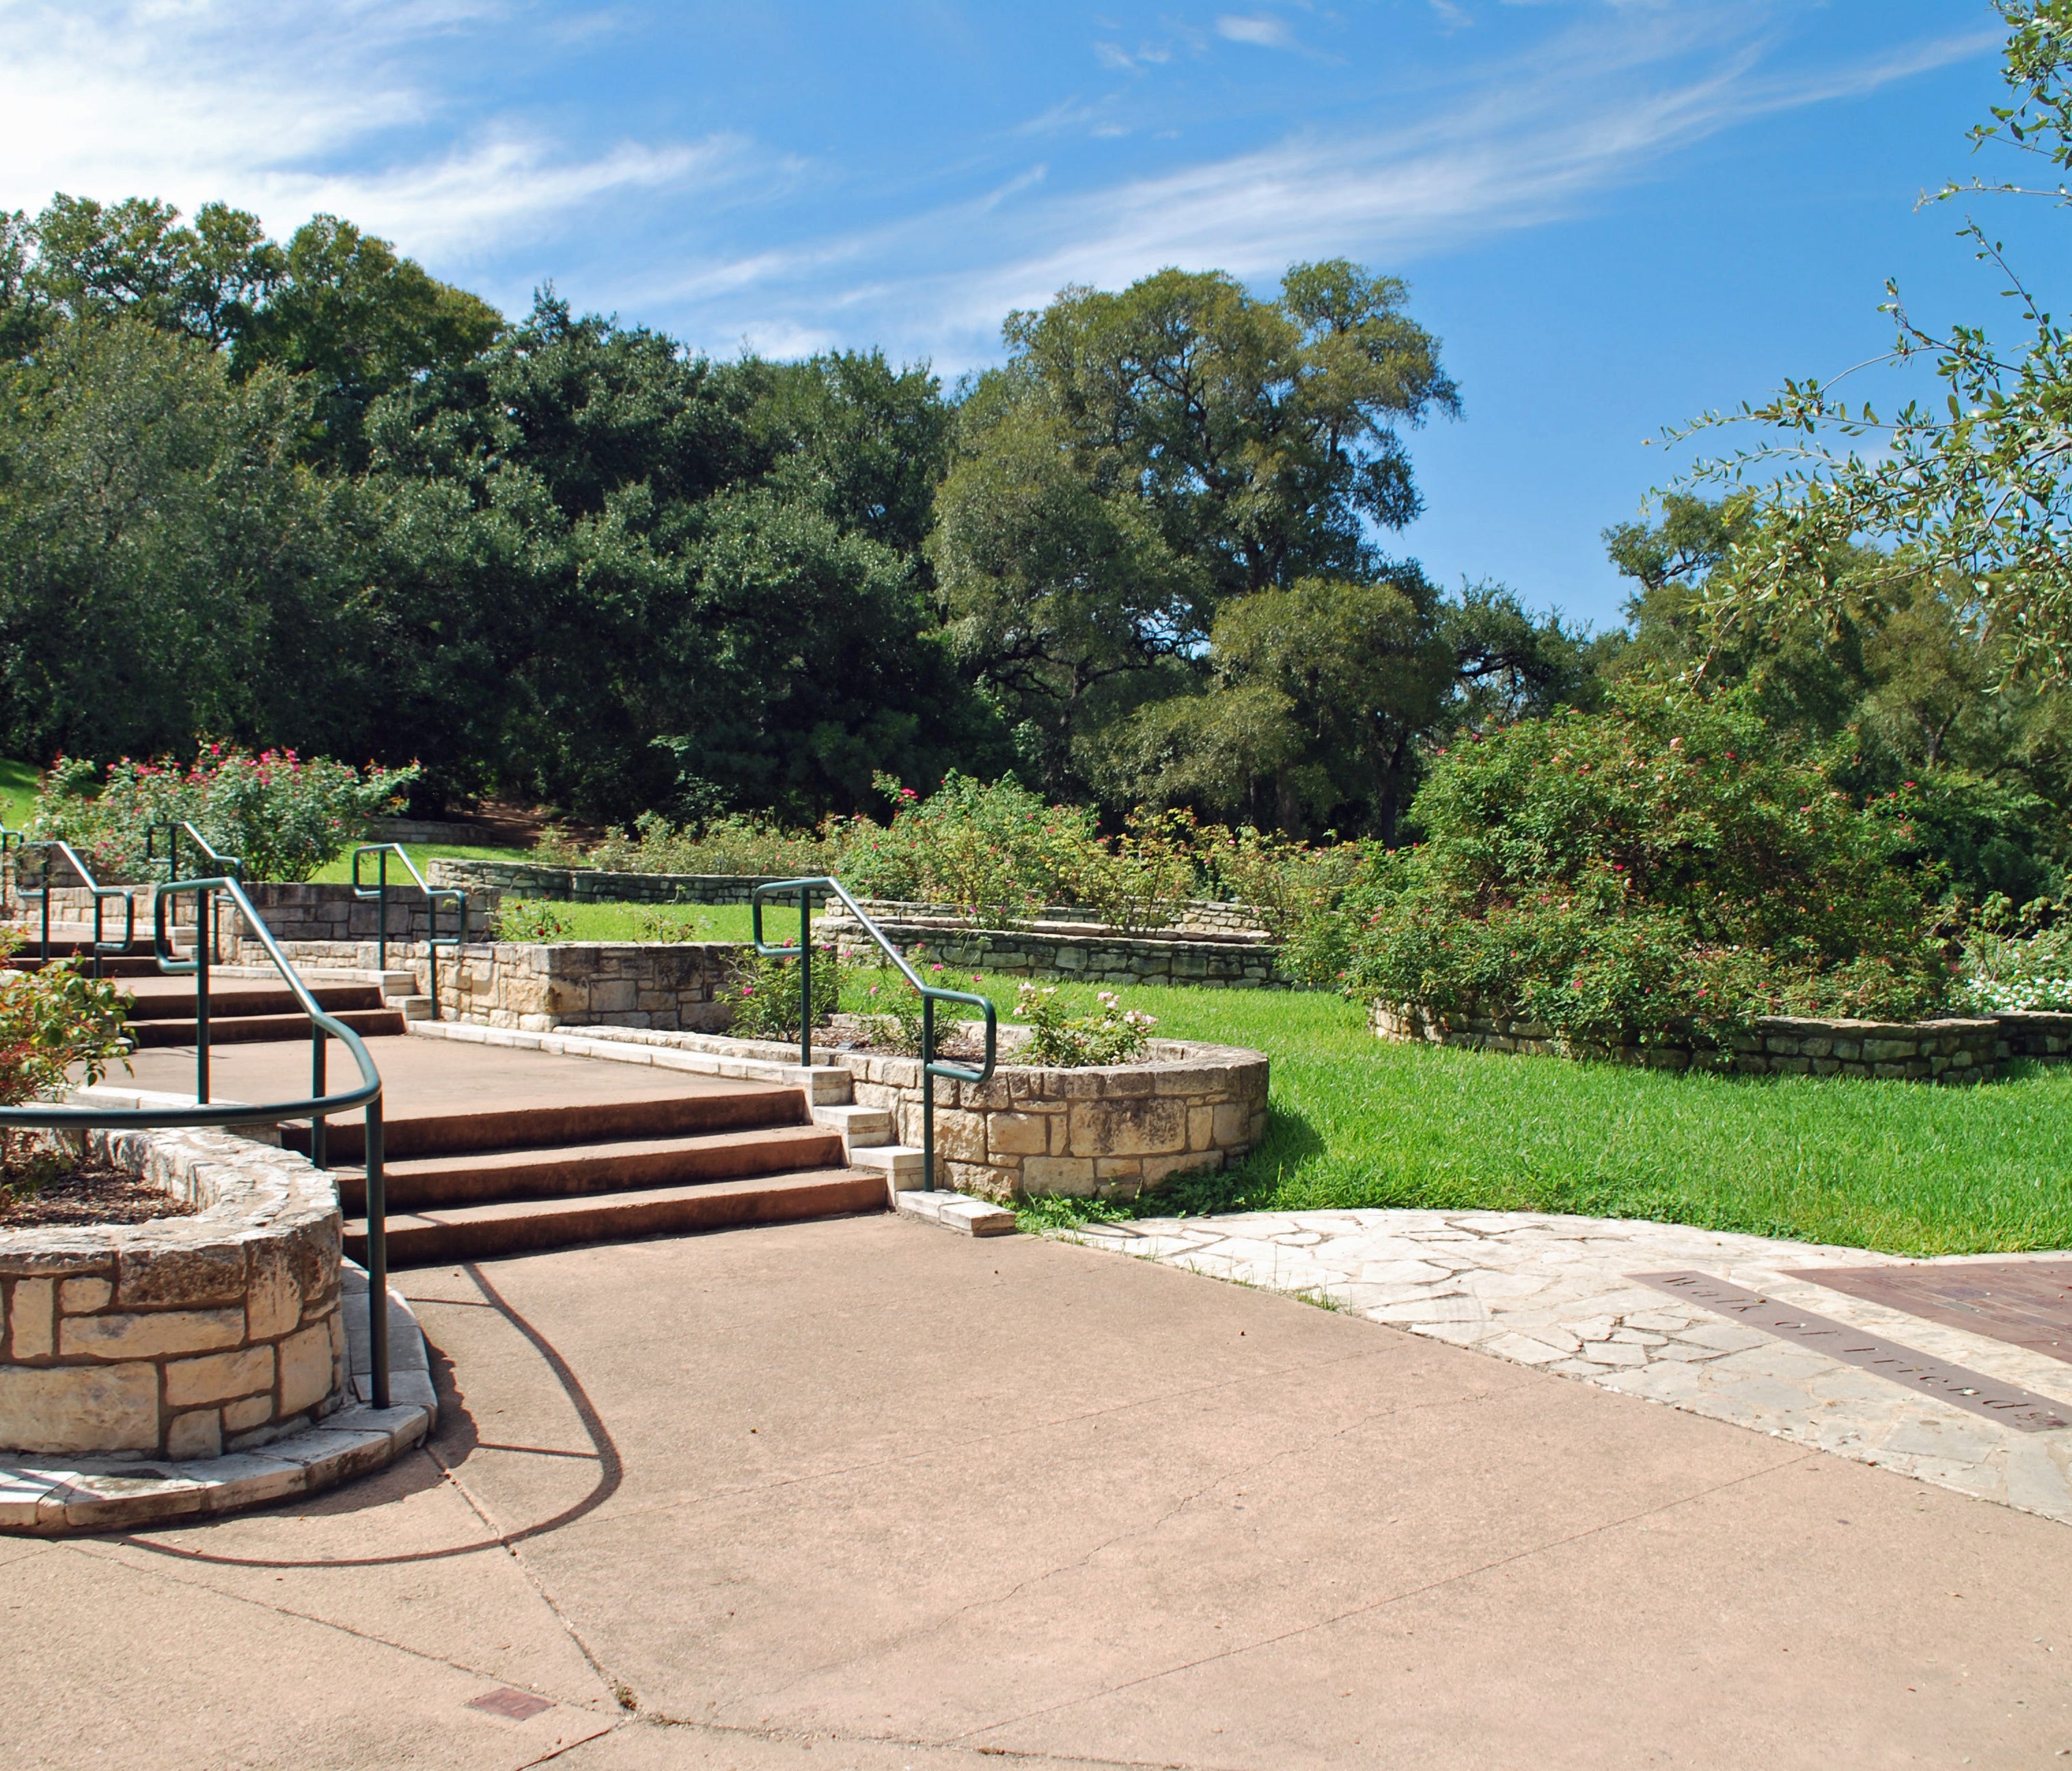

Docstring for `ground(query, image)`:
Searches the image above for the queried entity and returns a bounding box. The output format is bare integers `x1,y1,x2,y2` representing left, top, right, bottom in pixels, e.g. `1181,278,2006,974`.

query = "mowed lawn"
914,979,2072,1258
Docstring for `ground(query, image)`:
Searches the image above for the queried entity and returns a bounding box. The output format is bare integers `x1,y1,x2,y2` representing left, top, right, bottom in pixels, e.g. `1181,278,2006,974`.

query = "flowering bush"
1338,688,1951,1044
488,899,573,942
838,772,1107,924
0,933,132,1198
1956,895,2072,1013
1013,983,1157,1067
566,811,838,877
27,746,420,882
724,944,842,1041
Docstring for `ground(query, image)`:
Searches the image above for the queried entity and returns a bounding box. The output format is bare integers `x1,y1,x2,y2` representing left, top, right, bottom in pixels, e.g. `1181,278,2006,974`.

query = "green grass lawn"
883,976,2072,1258
307,840,536,883
0,758,39,829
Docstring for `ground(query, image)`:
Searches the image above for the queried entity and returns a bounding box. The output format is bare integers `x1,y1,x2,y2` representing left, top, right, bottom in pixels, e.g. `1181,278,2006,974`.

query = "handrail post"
365,1095,389,1410
376,849,389,973
38,851,49,967
195,884,211,1105
310,1023,328,1170
922,993,936,1191
797,887,812,1070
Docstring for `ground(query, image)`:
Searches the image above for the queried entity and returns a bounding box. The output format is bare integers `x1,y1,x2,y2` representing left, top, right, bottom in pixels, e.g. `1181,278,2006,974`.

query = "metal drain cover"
1630,1270,2072,1432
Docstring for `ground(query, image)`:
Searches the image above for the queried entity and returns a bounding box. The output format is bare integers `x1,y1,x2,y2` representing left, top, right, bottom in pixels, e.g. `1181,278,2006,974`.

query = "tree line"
3,178,2065,890
0,194,1592,836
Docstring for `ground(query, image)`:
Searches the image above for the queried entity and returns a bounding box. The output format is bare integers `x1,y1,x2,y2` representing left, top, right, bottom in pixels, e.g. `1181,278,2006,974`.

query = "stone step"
129,1008,409,1047
896,1189,1018,1237
812,1101,892,1147
343,1167,886,1265
120,982,389,1021
849,1143,925,1190
282,1079,808,1164
331,1122,848,1212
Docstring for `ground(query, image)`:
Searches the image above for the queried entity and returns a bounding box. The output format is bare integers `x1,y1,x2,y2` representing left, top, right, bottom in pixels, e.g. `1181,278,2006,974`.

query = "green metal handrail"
351,845,469,1017
0,875,396,1409
147,823,243,963
751,877,996,1194
14,838,136,977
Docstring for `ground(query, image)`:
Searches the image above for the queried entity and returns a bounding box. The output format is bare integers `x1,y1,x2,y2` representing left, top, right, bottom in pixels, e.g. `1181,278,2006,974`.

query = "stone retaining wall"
0,1127,346,1459
428,858,829,907
1372,1000,2072,1083
413,941,742,1032
825,914,1288,989
840,1030,1270,1204
226,881,499,954
833,897,1271,938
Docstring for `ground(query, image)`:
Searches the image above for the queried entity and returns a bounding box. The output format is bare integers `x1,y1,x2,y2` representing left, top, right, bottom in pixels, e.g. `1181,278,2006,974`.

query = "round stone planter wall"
839,1028,1270,1204
0,1128,346,1460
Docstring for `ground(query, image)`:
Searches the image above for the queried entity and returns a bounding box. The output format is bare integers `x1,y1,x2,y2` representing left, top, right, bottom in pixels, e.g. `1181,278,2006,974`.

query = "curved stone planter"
0,1127,348,1461
838,1029,1270,1204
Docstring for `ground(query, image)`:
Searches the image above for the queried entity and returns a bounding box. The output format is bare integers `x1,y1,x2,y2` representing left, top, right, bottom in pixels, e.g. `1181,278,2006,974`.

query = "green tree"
931,260,1461,788
0,316,360,760
1678,1,2072,681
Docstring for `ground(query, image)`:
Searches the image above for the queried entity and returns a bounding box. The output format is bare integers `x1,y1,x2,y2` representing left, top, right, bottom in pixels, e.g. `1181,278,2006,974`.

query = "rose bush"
27,745,419,881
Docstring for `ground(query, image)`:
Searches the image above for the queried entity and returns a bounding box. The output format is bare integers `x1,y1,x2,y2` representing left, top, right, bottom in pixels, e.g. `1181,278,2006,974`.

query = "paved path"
1073,1209,2072,1527
7,1216,2072,1768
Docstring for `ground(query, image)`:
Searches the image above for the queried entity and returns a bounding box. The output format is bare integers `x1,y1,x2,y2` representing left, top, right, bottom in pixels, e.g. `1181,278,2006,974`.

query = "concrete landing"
7,1215,2069,1769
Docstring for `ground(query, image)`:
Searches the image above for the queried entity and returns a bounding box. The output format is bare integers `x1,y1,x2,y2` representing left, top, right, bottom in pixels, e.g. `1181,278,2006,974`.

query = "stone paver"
1070,1208,2072,1523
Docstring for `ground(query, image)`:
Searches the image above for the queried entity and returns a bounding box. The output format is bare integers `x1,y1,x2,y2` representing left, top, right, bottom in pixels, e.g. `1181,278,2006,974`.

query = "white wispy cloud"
0,0,733,260
674,10,1998,366
1217,15,1294,50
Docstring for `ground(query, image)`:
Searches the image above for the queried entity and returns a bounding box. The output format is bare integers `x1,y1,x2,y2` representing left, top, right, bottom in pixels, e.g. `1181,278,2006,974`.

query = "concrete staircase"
36,929,1010,1262
290,1075,881,1265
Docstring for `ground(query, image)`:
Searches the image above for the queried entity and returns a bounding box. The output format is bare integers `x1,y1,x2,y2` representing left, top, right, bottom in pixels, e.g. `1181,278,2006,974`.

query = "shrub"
0,936,132,1197
573,811,838,877
724,944,842,1041
1957,894,2072,1012
1012,983,1157,1067
27,746,419,882
838,772,1107,924
1340,687,1952,1043
488,900,572,942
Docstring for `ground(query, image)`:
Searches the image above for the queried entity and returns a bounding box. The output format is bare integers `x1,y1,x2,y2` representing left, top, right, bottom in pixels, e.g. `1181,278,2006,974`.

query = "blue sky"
0,1,2048,629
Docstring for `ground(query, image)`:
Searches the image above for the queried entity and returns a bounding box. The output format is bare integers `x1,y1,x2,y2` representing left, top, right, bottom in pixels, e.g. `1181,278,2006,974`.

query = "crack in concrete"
61,1519,607,1710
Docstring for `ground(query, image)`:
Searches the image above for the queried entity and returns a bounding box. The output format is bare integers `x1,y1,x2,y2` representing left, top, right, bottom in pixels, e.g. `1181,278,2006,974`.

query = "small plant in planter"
0,937,133,1207
1013,983,1157,1067
726,945,842,1041
488,899,572,942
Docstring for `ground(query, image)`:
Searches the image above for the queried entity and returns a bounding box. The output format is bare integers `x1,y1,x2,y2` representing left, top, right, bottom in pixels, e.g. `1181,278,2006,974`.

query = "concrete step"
121,983,389,1021
129,1008,409,1047
283,1081,809,1164
332,1122,848,1212
344,1167,887,1265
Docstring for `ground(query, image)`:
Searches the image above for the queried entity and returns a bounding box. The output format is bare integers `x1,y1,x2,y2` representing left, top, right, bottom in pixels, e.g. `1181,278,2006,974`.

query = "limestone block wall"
428,859,830,907
0,1128,346,1459
840,1034,1270,1203
1369,1000,2062,1083
417,941,742,1032
227,882,498,952
825,914,1288,990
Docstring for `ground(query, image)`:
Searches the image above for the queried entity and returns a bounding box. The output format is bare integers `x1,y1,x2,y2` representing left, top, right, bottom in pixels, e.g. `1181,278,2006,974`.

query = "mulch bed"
0,1161,197,1228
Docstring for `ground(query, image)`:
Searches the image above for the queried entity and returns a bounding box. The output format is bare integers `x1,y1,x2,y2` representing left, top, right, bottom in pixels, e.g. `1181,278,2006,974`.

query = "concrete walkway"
1072,1209,2072,1525
6,1215,2071,1769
